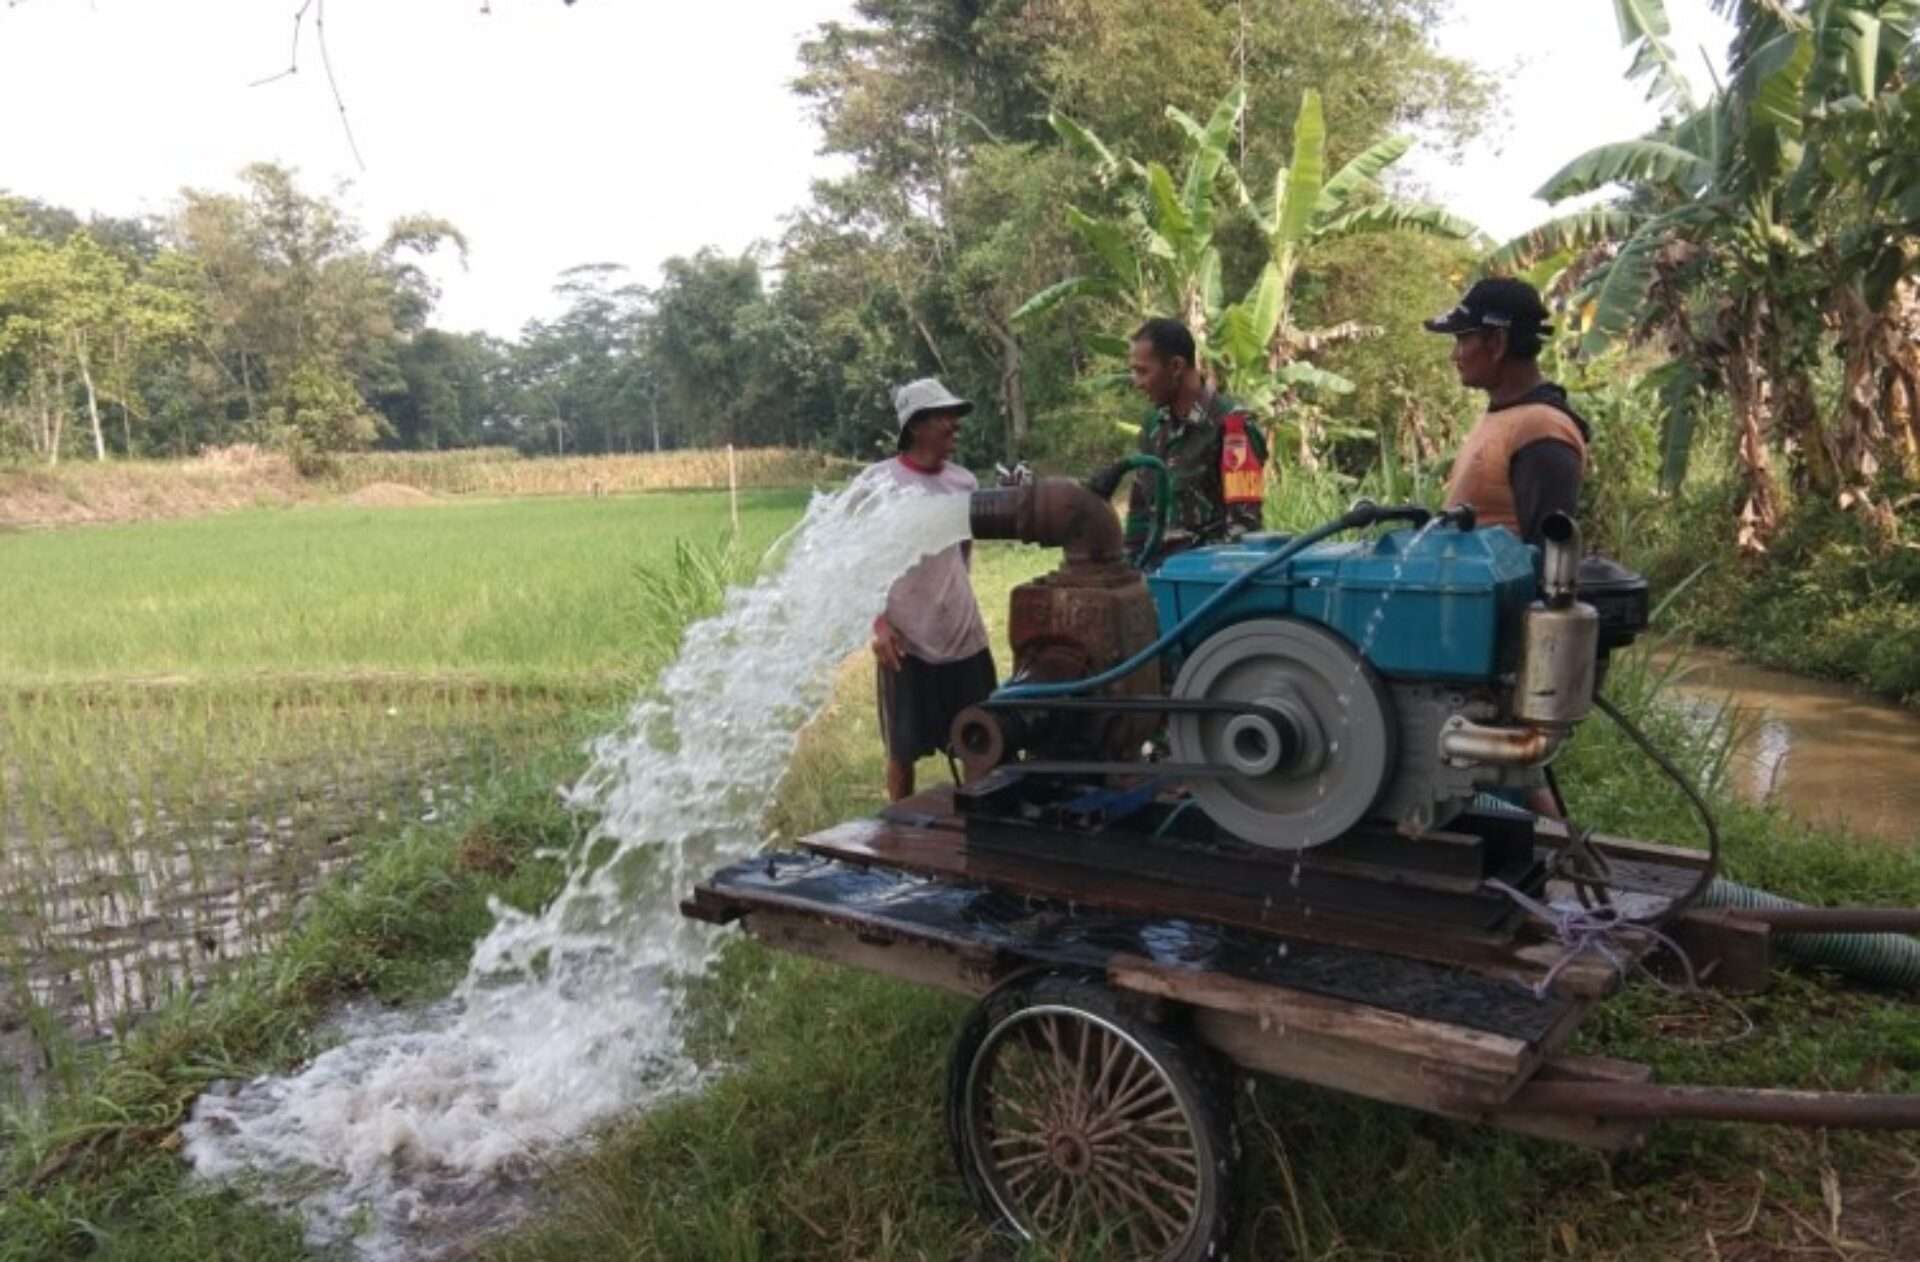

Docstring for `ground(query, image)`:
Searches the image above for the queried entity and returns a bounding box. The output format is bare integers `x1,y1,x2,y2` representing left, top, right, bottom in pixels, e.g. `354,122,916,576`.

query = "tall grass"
1262,434,1441,531
332,447,857,498
1618,471,1920,707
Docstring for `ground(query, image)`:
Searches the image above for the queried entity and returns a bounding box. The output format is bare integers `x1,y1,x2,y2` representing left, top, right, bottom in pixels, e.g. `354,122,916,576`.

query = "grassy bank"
6,507,1920,1260
0,446,855,530
1623,478,1920,708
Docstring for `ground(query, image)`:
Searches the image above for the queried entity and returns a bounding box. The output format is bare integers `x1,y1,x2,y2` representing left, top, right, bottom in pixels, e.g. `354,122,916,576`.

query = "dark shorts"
877,648,998,764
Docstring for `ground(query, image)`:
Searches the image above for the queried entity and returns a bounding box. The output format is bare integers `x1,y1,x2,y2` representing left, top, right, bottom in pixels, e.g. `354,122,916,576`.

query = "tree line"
1,0,1492,471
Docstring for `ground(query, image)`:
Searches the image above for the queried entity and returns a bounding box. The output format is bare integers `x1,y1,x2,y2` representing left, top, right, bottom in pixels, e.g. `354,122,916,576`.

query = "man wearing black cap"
1424,278,1590,544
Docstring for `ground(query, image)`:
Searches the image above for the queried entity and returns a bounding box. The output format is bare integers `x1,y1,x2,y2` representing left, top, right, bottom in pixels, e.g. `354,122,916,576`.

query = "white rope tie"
1488,879,1699,999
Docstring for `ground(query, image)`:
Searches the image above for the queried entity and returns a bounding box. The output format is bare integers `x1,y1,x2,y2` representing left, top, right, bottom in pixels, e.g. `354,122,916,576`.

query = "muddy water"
1654,649,1920,844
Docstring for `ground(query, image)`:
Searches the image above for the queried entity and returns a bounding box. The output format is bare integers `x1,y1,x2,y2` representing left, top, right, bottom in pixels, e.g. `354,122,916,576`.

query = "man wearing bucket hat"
1425,277,1591,544
867,378,997,801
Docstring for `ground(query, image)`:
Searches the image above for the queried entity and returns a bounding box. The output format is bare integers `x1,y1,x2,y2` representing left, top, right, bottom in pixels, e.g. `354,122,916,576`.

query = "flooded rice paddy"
0,685,576,1100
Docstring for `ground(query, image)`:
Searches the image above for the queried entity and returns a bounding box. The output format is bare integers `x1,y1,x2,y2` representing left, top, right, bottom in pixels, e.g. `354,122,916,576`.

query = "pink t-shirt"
869,455,989,664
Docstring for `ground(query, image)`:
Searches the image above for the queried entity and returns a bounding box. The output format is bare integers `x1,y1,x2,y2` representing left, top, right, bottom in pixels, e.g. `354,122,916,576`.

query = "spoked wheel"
947,971,1239,1261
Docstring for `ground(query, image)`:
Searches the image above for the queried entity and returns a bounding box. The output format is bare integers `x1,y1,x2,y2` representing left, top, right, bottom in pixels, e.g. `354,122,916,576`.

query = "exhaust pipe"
1539,511,1581,604
1439,715,1564,766
1517,511,1599,730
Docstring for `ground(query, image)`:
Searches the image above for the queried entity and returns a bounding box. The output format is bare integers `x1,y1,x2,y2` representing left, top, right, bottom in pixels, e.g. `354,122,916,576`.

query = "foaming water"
180,476,973,1256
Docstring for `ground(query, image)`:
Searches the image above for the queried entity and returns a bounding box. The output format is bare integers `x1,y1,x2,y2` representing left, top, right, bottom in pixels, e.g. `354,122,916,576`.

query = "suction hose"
1697,880,1920,989
1573,698,1919,988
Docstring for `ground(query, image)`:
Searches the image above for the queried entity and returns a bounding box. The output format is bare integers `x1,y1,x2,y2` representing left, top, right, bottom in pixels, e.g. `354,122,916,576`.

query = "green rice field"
0,490,809,1077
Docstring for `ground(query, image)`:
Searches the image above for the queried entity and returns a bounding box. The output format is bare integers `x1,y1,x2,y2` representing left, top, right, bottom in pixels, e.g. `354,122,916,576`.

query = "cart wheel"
946,971,1239,1261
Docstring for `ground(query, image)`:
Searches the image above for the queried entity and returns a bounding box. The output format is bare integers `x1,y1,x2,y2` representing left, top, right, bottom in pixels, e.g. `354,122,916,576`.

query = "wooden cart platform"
682,787,1920,1258
682,783,1709,1152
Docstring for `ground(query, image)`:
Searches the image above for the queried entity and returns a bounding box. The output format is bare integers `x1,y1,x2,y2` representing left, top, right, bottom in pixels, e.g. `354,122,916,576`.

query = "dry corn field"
0,446,855,529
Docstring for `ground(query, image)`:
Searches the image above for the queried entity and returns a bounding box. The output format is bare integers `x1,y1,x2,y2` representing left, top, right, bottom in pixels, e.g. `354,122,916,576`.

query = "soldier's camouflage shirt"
1125,388,1268,555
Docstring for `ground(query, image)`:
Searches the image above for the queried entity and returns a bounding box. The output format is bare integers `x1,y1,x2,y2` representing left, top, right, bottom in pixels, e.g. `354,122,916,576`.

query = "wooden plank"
1535,818,1713,871
1534,1053,1654,1084
742,908,1000,997
879,785,966,830
689,873,1002,965
1198,1006,1652,1151
1191,1008,1521,1112
701,859,1634,1146
800,816,1624,999
1506,941,1623,999
1107,954,1531,1080
1667,908,1775,993
1485,1054,1654,1151
700,850,1573,1043
962,815,1527,933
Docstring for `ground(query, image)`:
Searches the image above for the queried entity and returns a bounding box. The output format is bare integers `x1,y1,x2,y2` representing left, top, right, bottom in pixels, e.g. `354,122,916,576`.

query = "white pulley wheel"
1167,618,1395,849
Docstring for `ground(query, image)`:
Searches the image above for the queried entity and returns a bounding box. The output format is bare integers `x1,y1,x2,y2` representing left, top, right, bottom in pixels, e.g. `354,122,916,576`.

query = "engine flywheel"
1166,618,1396,849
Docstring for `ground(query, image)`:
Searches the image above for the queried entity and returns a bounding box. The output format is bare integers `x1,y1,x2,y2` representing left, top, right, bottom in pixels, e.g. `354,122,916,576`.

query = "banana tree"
1213,88,1475,465
1013,86,1245,363
1487,0,1920,552
1018,85,1474,466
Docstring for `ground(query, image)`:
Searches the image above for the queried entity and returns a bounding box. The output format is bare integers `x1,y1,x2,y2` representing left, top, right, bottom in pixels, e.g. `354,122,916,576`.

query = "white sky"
1404,0,1734,243
0,0,1733,337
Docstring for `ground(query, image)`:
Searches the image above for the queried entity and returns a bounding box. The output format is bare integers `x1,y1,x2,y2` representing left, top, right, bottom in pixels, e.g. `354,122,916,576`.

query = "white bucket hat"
892,378,973,448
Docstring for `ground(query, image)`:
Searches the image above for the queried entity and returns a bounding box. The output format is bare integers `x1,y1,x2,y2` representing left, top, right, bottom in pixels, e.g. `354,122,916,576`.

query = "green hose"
1698,879,1920,989
1109,454,1173,568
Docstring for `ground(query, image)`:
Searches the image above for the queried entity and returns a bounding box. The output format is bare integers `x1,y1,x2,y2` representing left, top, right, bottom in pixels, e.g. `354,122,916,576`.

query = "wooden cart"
682,783,1893,1261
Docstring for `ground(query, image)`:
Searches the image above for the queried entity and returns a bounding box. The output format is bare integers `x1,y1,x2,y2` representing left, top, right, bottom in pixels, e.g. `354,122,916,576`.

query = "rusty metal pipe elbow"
969,477,1124,566
1439,716,1565,766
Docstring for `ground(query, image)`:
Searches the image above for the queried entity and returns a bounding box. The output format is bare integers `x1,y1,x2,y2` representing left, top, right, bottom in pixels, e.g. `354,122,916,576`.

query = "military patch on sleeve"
1220,412,1264,505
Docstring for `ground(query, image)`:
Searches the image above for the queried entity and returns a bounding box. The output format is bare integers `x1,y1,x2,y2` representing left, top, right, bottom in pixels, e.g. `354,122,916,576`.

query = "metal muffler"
1440,512,1598,768
1516,512,1599,730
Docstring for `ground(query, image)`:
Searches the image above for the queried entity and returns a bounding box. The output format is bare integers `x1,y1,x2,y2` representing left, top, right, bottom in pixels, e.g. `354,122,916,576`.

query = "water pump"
956,479,1647,852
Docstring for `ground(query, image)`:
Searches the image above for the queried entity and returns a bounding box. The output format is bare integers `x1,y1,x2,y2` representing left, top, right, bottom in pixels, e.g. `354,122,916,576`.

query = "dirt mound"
344,482,437,508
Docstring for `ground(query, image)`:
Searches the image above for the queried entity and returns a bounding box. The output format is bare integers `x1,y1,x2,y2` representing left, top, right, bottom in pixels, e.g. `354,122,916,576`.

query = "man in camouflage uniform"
1121,317,1268,559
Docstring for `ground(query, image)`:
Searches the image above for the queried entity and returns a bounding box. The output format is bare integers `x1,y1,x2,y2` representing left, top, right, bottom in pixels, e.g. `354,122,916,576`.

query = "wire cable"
1594,692,1721,927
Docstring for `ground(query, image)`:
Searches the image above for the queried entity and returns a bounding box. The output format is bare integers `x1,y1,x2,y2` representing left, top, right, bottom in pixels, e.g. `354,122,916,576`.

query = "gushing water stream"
180,477,973,1256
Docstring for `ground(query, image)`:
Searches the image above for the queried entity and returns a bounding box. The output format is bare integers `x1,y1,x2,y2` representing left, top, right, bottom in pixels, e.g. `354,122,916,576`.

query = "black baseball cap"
1423,278,1553,337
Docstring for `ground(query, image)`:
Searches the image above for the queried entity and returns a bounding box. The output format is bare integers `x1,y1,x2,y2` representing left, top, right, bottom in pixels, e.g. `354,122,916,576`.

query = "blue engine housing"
1146,524,1539,682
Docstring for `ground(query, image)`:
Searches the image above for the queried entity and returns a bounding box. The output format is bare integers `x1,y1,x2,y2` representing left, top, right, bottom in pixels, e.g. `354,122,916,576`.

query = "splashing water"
180,476,973,1256
1352,516,1446,664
